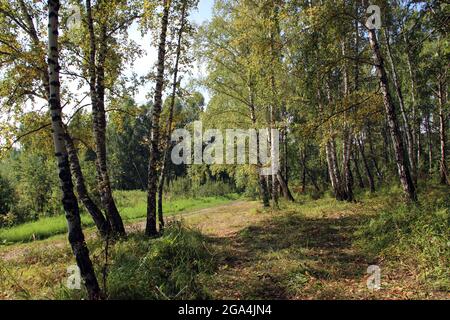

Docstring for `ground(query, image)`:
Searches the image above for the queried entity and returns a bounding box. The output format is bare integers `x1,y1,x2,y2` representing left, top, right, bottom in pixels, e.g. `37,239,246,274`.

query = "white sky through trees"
131,0,214,105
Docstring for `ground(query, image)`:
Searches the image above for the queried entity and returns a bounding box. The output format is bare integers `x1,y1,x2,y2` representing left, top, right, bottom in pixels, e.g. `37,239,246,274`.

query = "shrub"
0,174,19,227
165,177,236,199
0,174,15,214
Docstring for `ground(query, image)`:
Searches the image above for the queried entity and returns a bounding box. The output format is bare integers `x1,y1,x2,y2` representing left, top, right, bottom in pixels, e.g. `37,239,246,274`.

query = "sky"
131,0,215,105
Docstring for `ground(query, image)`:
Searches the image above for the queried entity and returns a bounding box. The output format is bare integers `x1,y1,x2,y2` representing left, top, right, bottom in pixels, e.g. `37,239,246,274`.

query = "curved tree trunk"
277,171,295,201
47,0,101,300
65,131,111,237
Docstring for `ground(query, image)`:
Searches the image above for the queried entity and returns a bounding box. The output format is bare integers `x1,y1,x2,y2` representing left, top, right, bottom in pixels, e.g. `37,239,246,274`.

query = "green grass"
0,192,240,244
355,184,450,291
57,222,217,300
1,185,447,299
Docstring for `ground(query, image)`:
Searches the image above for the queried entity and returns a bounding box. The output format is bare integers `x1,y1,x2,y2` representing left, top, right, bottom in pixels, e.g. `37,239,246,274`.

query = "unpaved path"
190,202,448,300
0,201,255,262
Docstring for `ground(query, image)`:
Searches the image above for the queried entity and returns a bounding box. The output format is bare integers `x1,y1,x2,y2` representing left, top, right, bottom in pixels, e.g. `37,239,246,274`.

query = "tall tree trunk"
86,0,125,236
269,3,280,208
342,130,354,201
384,29,416,184
341,40,354,202
322,83,345,200
326,139,345,200
249,82,270,207
300,147,307,193
47,0,101,300
20,0,109,237
426,111,433,174
438,79,449,185
366,122,383,181
158,0,188,230
65,131,111,237
367,28,417,202
403,32,420,174
357,136,375,193
352,146,365,189
146,0,170,236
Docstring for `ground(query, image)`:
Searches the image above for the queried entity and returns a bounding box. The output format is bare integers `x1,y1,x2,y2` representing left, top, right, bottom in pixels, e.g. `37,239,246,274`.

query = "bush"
0,174,22,227
0,174,15,215
165,177,236,199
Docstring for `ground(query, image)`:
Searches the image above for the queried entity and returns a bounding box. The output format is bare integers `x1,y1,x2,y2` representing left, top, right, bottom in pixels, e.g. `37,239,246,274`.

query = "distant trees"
0,173,15,226
107,100,151,191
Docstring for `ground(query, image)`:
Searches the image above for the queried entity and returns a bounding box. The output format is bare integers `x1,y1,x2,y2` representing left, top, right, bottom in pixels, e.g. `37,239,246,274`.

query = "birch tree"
47,0,101,299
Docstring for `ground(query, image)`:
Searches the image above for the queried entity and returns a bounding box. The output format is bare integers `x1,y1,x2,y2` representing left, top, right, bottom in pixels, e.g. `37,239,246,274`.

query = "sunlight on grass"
0,192,240,244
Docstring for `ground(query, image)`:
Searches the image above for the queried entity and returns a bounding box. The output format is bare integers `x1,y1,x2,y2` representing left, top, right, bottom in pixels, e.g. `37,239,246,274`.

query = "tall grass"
0,191,239,244
58,222,217,300
355,185,450,290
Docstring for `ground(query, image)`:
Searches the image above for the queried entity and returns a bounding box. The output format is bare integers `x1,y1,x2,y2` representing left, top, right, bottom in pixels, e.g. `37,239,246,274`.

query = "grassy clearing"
200,187,449,299
0,222,217,300
0,186,447,300
204,196,380,299
57,222,217,300
0,192,239,244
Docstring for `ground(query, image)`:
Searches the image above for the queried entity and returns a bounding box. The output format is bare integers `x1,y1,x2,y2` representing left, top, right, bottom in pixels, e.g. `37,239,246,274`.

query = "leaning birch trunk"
47,0,101,300
147,0,170,236
276,171,295,202
384,29,416,184
367,28,417,202
64,130,111,237
20,0,108,238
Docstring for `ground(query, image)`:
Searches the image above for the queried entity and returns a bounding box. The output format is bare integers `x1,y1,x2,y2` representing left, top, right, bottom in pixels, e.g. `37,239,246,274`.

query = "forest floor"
0,196,448,300
195,199,448,299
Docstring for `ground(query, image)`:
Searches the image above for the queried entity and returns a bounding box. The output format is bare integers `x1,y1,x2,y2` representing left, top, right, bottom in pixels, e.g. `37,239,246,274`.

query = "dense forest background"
0,0,448,300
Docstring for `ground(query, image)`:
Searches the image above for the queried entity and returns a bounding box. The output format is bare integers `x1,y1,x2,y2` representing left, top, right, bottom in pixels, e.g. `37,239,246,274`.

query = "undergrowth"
355,185,449,291
59,222,217,300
